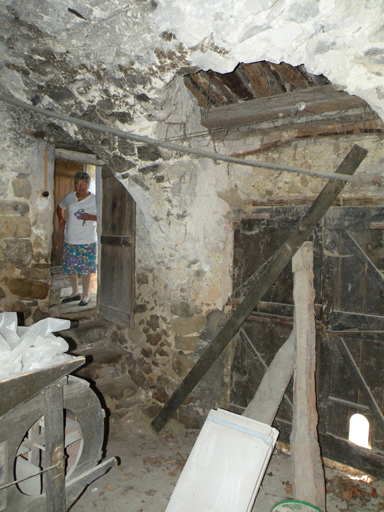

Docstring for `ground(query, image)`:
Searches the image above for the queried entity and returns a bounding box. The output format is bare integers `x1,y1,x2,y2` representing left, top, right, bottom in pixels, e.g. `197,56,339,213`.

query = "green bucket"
271,499,323,512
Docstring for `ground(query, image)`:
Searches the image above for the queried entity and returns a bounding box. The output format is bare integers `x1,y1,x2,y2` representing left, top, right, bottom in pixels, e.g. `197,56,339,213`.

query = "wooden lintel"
201,84,374,129
55,148,105,166
151,144,368,433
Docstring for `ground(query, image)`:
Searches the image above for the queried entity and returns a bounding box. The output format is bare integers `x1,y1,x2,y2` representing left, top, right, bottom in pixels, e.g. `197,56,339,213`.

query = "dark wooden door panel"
230,205,384,478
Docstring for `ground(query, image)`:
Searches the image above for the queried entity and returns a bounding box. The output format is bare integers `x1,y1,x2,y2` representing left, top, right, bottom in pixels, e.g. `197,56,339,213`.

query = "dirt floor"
69,415,384,512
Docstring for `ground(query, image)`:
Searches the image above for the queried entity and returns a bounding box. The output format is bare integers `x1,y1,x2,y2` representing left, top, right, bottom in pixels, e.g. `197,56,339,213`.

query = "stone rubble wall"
0,105,55,323
1,75,384,426
1,0,384,424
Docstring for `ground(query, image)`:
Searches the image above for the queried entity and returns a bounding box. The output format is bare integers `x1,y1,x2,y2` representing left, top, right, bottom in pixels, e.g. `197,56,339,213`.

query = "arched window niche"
348,413,371,450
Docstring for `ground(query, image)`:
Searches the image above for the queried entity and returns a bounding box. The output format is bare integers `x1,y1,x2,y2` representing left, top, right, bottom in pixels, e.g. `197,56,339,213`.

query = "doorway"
52,153,99,314
51,148,136,325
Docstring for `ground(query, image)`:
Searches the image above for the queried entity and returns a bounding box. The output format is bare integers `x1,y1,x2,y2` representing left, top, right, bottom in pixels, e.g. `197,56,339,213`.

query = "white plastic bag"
0,314,72,379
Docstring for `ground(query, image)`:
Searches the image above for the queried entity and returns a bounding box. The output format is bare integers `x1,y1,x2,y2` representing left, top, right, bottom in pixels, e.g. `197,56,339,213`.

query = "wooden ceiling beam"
201,84,375,129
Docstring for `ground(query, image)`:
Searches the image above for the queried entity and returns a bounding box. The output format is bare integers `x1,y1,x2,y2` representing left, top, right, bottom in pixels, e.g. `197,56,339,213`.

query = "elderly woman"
57,171,97,306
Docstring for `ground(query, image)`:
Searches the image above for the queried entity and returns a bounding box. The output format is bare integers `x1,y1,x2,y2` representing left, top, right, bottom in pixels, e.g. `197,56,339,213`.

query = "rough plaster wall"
1,1,384,121
155,0,384,120
116,79,235,424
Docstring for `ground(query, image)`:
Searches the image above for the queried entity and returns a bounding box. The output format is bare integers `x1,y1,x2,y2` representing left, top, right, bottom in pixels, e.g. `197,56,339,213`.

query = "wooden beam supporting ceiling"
201,84,380,130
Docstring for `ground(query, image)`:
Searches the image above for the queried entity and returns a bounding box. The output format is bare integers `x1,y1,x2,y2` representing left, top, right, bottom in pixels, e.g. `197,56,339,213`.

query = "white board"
165,409,279,512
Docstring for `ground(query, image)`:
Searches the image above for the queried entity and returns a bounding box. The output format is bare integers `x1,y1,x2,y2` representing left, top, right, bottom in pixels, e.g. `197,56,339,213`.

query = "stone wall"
1,76,384,428
0,105,55,323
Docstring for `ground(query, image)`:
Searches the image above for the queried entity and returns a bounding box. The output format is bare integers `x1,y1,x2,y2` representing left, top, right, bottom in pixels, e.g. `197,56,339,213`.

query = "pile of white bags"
0,312,72,380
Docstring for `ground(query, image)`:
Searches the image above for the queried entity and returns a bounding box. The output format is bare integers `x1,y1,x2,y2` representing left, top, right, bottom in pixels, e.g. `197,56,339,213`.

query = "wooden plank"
273,418,384,480
201,84,371,128
328,310,384,332
66,457,117,507
240,61,286,98
247,197,384,208
44,383,66,512
219,117,384,151
291,242,325,511
335,336,384,434
318,432,384,479
0,357,85,418
100,234,132,247
242,331,295,425
151,144,368,432
269,62,310,90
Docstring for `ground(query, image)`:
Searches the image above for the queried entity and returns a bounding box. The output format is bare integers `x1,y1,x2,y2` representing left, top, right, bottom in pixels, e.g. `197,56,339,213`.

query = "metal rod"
0,461,62,491
0,93,366,184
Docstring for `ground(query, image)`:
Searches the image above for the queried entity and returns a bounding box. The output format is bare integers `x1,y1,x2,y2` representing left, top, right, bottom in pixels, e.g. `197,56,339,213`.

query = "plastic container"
271,500,323,512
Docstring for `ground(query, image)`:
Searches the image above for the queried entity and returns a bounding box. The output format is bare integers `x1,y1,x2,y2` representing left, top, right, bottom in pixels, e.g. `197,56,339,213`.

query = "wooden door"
98,168,135,326
318,206,384,474
52,159,83,266
230,204,384,477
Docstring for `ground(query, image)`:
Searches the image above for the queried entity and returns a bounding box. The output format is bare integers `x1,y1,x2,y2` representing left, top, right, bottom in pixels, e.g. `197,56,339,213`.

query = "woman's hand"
59,219,66,232
78,213,97,222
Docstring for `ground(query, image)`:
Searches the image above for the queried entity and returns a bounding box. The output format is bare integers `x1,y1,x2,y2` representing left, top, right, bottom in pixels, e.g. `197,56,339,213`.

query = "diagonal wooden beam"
151,145,368,432
242,330,295,424
335,336,384,435
338,229,384,293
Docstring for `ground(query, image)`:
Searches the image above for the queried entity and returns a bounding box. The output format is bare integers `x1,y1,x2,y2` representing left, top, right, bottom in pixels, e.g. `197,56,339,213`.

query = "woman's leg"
68,273,80,297
81,273,91,301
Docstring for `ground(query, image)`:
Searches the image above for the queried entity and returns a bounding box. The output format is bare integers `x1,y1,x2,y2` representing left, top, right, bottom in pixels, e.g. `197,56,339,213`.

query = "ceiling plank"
269,61,310,91
240,61,286,97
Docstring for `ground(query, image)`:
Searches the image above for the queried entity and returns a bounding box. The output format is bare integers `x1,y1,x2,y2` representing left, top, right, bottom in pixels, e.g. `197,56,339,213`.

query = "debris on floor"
69,416,384,512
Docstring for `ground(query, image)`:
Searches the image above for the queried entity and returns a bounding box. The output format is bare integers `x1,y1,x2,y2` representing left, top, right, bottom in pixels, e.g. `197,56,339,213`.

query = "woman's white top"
59,192,97,244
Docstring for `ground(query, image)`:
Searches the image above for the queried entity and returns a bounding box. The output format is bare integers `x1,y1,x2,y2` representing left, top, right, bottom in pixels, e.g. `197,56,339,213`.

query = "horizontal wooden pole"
151,144,368,432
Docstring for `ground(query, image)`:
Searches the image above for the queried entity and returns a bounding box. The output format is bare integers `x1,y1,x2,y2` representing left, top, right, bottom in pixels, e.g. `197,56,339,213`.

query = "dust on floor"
69,416,384,512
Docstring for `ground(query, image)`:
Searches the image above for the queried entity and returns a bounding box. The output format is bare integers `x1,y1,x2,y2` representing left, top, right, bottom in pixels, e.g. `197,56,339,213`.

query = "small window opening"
348,413,371,449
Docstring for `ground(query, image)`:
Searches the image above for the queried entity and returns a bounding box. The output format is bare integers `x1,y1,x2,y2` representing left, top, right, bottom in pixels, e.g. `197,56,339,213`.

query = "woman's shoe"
79,299,89,306
61,294,81,304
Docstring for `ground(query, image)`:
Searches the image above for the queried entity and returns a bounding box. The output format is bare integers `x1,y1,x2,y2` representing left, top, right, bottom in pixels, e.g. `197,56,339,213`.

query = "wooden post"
291,242,325,511
44,381,66,512
151,144,368,432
